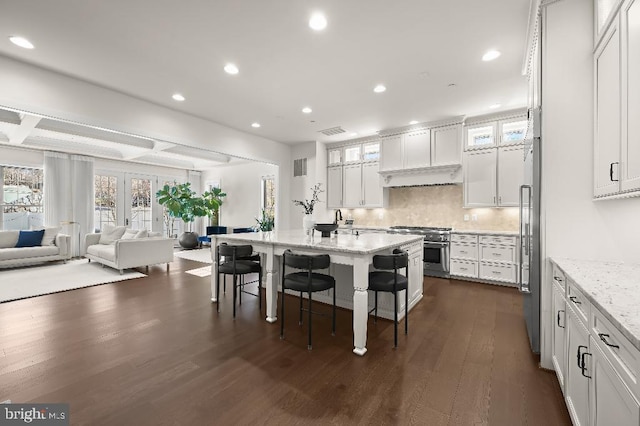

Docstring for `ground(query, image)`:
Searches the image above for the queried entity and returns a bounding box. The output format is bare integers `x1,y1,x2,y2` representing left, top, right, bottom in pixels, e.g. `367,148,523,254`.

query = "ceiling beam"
121,140,176,160
9,114,41,144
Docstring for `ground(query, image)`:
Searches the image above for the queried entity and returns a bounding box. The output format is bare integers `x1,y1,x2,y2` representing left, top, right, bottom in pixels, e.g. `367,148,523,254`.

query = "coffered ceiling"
0,0,531,145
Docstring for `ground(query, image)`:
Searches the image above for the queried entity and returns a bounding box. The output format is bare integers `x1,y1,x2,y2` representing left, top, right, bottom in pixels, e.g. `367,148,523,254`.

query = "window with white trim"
0,166,44,230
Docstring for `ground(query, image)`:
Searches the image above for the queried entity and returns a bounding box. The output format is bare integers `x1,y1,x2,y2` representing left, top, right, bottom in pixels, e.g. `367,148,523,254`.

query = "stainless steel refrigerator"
519,106,541,354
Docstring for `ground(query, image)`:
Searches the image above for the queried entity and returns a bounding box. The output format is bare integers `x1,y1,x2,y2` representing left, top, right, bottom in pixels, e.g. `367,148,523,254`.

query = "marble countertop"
451,229,518,236
552,258,640,351
211,230,423,255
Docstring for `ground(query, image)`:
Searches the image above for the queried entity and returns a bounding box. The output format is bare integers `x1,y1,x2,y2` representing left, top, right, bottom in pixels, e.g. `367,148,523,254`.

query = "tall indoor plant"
201,187,227,227
156,182,207,249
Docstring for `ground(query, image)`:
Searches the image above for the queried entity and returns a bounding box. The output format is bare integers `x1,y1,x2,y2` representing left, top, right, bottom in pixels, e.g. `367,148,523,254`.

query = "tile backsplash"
343,184,519,231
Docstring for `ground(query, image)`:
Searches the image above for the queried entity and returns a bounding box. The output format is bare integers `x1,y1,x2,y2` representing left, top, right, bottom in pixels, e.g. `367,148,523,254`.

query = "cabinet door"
566,307,591,426
552,284,567,392
403,130,430,169
590,341,640,426
465,122,497,150
432,124,462,165
363,142,381,162
380,135,403,171
342,164,362,208
343,145,362,164
594,20,621,197
497,145,524,206
498,117,528,145
621,0,640,192
362,162,382,207
327,166,343,208
328,149,342,166
463,149,497,207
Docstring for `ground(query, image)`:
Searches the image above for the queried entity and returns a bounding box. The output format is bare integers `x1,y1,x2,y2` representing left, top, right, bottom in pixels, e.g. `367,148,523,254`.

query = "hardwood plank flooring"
0,257,570,425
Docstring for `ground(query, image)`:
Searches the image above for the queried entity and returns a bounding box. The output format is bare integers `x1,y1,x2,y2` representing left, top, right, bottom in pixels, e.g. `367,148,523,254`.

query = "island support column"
352,256,370,356
210,235,218,303
265,245,277,323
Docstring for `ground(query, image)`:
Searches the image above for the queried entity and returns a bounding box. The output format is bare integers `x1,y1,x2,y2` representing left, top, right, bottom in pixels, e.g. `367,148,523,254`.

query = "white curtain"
44,152,94,257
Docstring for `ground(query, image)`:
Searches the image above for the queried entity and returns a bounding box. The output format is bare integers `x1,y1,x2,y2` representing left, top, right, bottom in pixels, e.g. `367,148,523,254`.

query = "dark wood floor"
0,257,570,425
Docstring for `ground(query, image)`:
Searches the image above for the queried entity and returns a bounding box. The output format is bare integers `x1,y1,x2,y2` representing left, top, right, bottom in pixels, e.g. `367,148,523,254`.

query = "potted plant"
202,187,227,228
293,183,323,233
156,182,207,249
255,208,275,232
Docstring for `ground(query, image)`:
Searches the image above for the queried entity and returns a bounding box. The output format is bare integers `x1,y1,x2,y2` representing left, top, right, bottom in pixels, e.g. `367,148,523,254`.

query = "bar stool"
216,243,262,317
368,249,409,347
280,250,336,350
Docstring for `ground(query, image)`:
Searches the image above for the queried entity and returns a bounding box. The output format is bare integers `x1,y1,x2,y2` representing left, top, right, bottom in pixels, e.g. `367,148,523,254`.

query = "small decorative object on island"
255,208,275,232
293,183,323,234
156,182,226,249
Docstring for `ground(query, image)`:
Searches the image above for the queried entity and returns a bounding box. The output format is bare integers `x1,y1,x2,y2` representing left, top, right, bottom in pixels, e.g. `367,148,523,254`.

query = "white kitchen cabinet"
380,134,403,172
450,233,517,285
362,162,382,207
497,145,525,206
363,142,381,162
590,342,640,426
431,124,462,166
621,0,640,192
403,130,430,169
342,164,363,208
594,19,622,197
463,148,497,207
465,122,497,150
552,282,567,392
328,148,342,166
566,306,591,426
327,166,343,208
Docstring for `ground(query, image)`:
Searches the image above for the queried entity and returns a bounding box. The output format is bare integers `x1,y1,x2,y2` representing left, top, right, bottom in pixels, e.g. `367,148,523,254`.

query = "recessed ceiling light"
350,132,358,137
9,36,34,49
224,63,239,75
302,107,312,114
489,103,501,109
172,93,185,102
251,122,261,128
409,120,419,125
309,12,327,31
482,50,501,61
373,85,386,93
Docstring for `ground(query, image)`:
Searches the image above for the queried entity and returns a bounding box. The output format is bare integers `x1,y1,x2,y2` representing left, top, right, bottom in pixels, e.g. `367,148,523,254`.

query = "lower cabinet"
551,260,640,426
450,233,517,285
566,306,591,426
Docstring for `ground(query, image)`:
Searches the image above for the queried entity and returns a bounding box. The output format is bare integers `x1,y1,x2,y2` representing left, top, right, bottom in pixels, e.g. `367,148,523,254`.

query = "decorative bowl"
314,223,338,237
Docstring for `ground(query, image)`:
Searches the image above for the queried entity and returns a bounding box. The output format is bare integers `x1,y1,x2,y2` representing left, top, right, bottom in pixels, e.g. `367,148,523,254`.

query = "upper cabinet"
379,123,462,173
499,118,528,146
465,123,497,150
465,111,528,150
328,148,342,166
594,0,640,198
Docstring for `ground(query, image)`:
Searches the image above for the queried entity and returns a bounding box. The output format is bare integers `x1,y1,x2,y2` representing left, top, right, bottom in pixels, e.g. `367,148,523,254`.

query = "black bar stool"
368,248,409,347
280,250,336,350
216,243,262,317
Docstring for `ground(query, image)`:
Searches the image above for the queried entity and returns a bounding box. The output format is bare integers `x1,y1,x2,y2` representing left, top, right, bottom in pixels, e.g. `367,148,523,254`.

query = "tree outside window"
1,166,44,230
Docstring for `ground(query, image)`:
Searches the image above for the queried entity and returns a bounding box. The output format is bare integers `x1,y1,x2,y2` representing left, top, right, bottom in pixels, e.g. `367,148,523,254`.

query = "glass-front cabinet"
362,142,380,162
466,123,497,150
328,148,342,166
499,118,528,145
343,145,362,163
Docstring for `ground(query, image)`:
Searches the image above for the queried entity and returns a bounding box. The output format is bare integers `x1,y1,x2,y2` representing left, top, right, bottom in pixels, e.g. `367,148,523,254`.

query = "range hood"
379,164,462,187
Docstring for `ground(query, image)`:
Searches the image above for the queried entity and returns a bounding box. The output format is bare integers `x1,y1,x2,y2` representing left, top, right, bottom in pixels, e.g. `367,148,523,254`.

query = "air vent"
319,126,346,136
293,158,307,177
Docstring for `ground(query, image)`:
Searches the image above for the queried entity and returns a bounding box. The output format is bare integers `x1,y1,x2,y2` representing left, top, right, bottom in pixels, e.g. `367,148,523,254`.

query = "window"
130,177,152,231
261,176,275,224
94,175,118,232
0,166,44,230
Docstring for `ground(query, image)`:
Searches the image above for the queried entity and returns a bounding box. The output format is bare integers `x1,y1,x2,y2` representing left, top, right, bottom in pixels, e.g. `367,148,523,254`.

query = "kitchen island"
209,229,424,355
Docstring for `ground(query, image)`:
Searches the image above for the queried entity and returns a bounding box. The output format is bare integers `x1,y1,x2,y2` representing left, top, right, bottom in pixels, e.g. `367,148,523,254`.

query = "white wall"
0,145,44,168
202,161,278,228
539,0,640,368
0,55,292,229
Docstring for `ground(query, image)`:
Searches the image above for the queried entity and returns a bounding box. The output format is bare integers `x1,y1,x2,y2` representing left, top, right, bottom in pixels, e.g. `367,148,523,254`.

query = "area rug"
174,248,212,264
0,259,146,303
185,265,212,277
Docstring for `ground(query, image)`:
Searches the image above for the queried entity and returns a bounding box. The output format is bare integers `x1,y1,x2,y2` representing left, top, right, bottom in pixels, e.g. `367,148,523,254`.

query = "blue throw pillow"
15,229,45,248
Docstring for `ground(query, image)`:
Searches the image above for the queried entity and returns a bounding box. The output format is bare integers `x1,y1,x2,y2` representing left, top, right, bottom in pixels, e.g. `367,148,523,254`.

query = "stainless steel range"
387,226,451,278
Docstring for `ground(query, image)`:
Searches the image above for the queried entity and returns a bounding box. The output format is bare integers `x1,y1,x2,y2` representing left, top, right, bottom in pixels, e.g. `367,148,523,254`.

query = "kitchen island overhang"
209,230,424,356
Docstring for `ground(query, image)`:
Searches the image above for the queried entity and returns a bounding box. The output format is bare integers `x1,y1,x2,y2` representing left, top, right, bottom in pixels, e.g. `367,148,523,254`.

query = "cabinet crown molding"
378,116,465,138
463,108,528,127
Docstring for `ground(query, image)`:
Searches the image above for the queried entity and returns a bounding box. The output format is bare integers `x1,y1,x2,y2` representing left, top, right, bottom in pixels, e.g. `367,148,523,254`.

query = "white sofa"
85,232,174,274
0,229,71,268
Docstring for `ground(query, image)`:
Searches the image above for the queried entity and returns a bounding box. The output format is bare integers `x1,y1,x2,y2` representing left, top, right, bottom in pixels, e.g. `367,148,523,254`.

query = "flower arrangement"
255,208,275,231
293,183,324,215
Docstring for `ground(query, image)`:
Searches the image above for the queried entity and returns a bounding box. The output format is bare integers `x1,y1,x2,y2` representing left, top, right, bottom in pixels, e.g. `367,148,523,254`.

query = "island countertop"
209,229,424,254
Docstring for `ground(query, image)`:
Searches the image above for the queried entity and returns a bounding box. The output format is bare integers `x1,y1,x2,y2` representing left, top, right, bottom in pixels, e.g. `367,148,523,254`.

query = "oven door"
423,241,449,276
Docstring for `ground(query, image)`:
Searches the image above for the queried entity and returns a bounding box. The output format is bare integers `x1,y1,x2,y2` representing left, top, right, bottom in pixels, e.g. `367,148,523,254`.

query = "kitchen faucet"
334,209,343,224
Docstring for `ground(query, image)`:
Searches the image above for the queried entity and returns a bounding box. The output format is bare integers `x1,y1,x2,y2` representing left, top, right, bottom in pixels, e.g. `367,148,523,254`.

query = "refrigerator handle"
518,185,532,294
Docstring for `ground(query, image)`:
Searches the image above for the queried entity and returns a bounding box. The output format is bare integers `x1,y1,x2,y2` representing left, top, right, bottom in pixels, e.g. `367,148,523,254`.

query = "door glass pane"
344,146,361,162
424,247,441,264
94,175,117,232
363,143,380,161
501,120,527,144
467,126,494,147
131,178,152,231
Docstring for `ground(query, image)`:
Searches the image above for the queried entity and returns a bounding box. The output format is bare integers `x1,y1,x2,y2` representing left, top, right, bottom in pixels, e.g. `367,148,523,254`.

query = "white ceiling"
0,0,531,145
